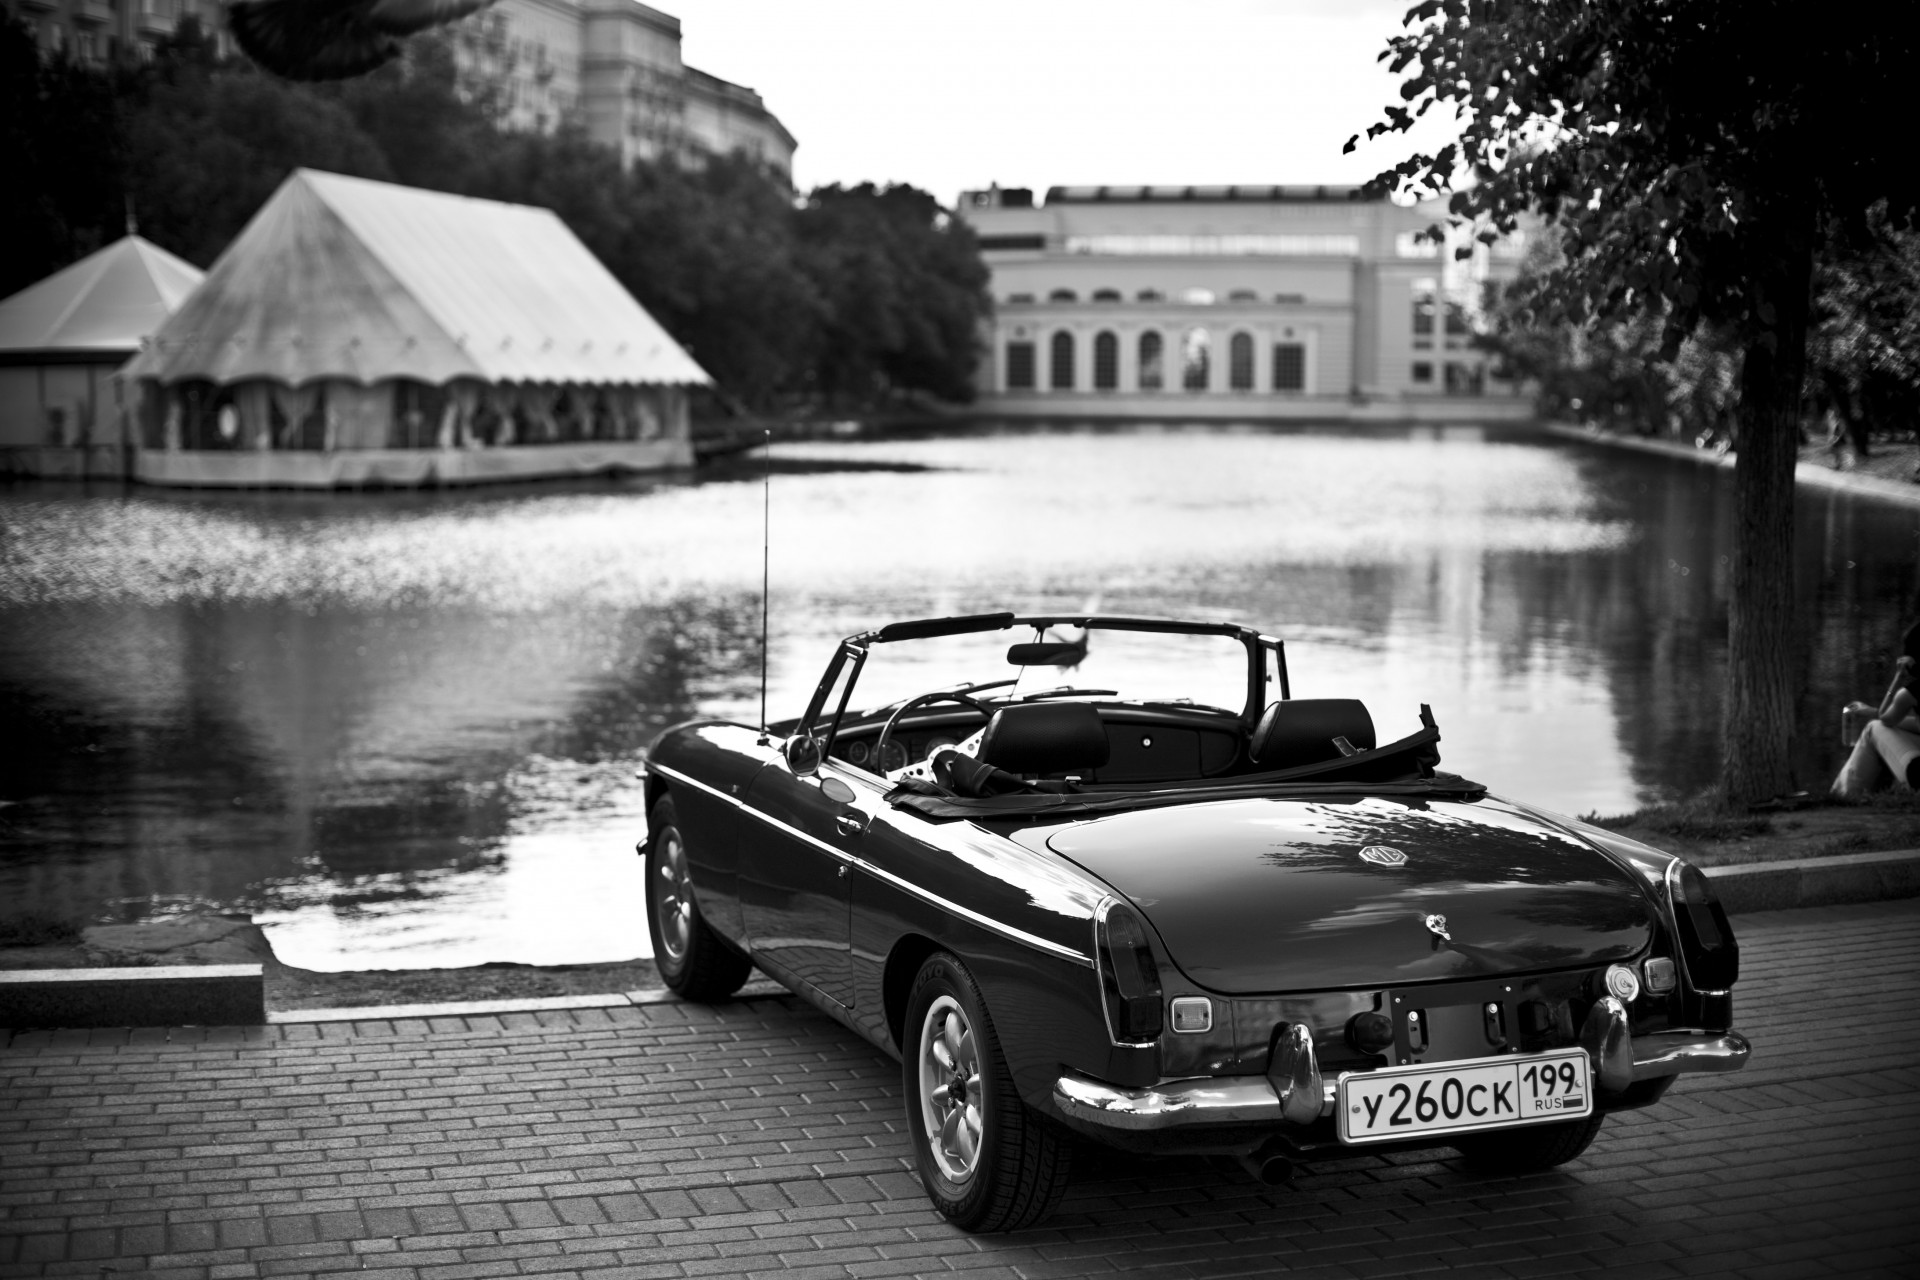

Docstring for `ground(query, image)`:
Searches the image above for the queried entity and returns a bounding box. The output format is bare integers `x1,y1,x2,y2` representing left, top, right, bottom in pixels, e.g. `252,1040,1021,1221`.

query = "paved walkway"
3,899,1916,1279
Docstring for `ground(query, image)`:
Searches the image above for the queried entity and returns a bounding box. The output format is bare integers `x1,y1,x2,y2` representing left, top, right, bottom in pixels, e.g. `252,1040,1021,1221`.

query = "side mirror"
783,734,823,777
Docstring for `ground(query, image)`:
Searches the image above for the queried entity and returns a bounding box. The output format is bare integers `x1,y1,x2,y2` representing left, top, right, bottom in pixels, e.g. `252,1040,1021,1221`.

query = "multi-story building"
4,0,236,66
956,184,1526,417
450,0,795,178
2,0,794,181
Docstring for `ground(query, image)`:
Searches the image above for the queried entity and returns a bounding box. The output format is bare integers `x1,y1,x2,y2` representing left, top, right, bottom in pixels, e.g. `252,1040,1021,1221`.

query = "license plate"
1337,1048,1592,1145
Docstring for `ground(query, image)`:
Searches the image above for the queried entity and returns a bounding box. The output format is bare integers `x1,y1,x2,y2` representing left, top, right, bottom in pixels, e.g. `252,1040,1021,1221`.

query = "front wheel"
645,796,751,1001
1454,1111,1605,1175
903,952,1070,1232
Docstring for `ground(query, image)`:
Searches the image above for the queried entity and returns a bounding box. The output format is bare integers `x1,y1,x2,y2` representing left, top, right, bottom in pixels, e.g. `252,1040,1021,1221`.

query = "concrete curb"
265,978,790,1025
0,963,264,1029
1706,847,1920,914
1542,421,1920,508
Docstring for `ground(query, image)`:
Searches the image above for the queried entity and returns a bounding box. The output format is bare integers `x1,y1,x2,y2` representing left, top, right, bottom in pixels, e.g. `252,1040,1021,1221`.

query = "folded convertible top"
885,709,1487,821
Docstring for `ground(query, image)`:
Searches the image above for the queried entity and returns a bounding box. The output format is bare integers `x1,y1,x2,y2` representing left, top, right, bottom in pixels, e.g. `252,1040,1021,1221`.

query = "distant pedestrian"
1832,623,1920,797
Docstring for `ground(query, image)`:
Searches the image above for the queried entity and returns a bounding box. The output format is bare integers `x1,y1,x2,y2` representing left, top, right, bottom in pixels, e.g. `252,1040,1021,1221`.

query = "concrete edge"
266,977,792,1024
0,963,264,1030
1706,847,1920,914
1543,422,1920,508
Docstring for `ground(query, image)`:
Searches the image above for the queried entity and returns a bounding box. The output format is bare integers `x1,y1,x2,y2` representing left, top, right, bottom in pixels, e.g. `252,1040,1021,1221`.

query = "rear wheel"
903,952,1070,1232
1454,1112,1605,1175
646,796,751,1001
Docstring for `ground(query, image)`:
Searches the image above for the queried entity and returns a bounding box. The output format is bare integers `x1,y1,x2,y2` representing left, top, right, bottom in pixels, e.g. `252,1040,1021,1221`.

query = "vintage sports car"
640,613,1749,1231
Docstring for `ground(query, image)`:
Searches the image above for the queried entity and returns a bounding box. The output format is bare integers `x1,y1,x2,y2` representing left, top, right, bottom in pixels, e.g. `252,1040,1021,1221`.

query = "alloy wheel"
654,828,693,964
917,994,984,1181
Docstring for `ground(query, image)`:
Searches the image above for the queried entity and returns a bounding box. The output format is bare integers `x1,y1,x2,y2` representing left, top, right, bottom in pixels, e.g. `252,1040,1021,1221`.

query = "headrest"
977,702,1111,775
1249,698,1376,769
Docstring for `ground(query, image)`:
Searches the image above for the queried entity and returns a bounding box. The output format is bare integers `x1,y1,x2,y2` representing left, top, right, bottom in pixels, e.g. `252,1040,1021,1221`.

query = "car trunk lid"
1045,795,1654,993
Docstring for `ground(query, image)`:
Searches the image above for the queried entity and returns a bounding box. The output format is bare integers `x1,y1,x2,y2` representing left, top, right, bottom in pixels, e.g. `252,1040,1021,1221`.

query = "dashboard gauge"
844,740,870,765
877,740,909,773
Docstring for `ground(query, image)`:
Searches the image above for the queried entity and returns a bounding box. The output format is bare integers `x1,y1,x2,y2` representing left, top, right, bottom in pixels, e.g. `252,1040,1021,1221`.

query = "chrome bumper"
1055,1008,1751,1135
1580,995,1752,1091
1053,1070,1335,1132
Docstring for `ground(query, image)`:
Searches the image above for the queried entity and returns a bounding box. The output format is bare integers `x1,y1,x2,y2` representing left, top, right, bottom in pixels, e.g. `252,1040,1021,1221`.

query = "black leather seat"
1248,698,1376,769
977,702,1111,776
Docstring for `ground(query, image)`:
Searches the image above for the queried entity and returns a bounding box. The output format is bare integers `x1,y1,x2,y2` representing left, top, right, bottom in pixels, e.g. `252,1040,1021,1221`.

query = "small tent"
123,169,711,488
0,236,205,478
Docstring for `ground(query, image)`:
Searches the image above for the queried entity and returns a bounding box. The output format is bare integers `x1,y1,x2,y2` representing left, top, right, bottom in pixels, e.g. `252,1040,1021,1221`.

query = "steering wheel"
874,689,999,777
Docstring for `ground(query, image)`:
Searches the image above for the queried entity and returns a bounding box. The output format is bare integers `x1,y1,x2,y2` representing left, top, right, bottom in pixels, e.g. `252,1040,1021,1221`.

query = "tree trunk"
1721,213,1815,807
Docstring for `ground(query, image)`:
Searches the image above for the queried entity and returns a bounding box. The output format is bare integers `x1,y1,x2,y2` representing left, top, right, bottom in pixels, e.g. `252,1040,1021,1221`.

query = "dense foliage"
0,17,989,410
1353,0,1916,805
1481,215,1920,457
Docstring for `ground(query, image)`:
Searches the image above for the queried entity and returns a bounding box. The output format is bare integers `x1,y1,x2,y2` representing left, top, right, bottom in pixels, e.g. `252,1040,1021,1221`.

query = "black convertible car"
640,613,1749,1230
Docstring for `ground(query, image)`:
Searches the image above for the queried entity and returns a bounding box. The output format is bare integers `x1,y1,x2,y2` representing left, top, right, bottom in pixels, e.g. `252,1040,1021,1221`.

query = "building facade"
956,185,1525,416
2,0,794,180
451,0,796,178
3,0,236,66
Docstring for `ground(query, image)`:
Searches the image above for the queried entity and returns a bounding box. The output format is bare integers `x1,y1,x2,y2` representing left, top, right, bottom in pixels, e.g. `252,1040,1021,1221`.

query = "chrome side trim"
855,846,1094,968
648,763,741,807
1631,1029,1751,1081
648,762,1093,968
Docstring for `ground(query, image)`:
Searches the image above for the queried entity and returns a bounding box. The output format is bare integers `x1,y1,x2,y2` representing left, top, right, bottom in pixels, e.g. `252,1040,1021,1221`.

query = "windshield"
845,623,1253,717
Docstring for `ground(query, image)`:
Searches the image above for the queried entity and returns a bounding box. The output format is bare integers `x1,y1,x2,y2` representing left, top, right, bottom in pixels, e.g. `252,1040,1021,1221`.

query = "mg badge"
1358,845,1406,866
1424,913,1452,942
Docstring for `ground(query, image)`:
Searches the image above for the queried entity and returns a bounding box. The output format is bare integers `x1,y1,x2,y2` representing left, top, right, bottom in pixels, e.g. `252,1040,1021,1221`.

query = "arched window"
1227,289,1259,302
1093,332,1119,390
1182,328,1211,391
1137,288,1165,303
1181,287,1217,306
1048,288,1079,303
1050,331,1076,390
1138,332,1164,390
1006,292,1035,304
1006,341,1036,389
1228,332,1254,390
1092,288,1123,302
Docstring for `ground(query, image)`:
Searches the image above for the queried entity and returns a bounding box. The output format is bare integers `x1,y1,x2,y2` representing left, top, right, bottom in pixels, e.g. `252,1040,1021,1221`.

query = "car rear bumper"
1053,1016,1750,1134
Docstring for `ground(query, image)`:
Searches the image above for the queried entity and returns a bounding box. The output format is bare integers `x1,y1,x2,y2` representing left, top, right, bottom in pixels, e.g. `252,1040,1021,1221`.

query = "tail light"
1095,900,1164,1043
1668,861,1739,991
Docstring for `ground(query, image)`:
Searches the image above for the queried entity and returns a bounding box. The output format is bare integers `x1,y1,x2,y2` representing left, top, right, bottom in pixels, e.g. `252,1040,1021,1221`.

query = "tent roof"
0,236,205,356
124,169,710,388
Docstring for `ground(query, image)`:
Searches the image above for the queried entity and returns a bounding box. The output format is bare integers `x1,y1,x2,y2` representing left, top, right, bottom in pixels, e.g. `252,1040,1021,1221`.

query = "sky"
663,0,1465,205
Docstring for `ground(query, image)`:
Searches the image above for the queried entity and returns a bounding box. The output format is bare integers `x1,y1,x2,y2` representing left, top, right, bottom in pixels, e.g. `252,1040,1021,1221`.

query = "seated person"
1832,625,1920,797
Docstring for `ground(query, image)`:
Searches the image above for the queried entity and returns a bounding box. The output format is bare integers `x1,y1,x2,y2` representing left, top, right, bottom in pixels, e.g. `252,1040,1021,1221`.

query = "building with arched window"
962,184,1527,419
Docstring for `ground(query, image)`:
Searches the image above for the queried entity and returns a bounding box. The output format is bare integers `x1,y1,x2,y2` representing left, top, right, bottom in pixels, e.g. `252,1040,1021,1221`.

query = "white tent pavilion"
122,169,710,488
0,235,205,479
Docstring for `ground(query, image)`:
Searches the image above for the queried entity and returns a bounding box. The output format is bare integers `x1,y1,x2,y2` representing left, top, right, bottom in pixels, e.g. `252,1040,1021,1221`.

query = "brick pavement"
2,898,1916,1280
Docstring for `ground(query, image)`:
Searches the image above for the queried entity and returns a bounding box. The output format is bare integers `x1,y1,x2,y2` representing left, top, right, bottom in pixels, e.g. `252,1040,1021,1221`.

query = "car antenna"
757,425,772,746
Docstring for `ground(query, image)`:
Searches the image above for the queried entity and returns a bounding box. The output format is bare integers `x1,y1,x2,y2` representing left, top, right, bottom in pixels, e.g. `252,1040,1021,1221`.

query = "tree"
0,16,124,296
798,184,990,404
1808,207,1920,460
1352,0,1917,805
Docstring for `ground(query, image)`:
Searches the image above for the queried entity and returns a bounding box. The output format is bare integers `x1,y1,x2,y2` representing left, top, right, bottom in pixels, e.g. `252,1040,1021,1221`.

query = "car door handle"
834,813,867,837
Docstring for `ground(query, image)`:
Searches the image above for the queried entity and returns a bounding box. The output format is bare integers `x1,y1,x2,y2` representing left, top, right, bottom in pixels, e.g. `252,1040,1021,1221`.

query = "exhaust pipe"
1237,1149,1295,1186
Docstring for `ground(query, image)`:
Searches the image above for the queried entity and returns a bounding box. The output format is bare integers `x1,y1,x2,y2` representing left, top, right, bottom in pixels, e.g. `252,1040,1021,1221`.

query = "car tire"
1454,1111,1605,1175
646,796,751,1001
902,952,1070,1232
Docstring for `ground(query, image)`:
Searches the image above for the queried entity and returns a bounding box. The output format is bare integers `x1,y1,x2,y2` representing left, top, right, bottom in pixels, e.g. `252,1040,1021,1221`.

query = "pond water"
2,423,1914,969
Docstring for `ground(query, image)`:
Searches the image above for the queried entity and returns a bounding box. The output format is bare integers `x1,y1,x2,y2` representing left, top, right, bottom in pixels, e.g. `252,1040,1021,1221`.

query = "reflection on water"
1,423,1914,968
